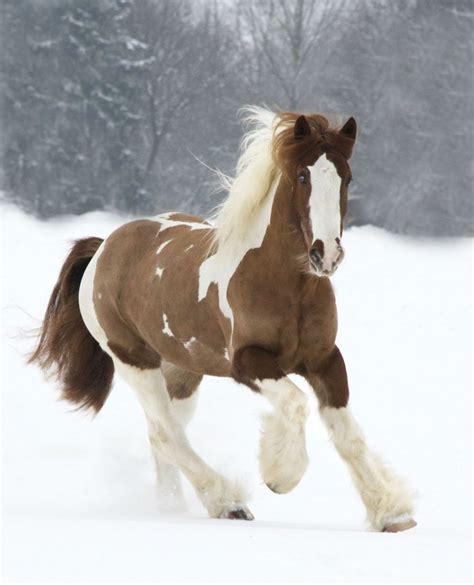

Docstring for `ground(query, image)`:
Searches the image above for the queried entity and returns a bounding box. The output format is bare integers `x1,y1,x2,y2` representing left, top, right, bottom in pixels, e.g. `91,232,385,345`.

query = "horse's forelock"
273,112,354,173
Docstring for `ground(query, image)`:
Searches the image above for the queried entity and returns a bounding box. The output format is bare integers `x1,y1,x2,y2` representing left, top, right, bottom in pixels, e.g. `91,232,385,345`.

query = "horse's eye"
298,173,307,184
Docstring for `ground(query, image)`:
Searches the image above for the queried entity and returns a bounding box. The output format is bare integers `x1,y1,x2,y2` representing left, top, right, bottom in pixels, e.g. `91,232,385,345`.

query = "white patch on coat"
158,217,211,233
155,266,164,278
308,154,342,270
198,178,277,327
321,406,416,531
156,239,171,256
184,244,194,253
79,243,110,350
183,336,197,351
257,377,309,494
162,314,173,337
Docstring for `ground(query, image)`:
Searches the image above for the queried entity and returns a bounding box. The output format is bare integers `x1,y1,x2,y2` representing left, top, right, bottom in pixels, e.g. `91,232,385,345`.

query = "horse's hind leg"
150,449,184,511
306,346,416,532
113,358,253,520
149,362,201,509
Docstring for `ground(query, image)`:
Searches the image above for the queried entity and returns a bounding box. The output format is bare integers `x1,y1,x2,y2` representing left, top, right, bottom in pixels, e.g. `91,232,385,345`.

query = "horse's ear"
294,115,311,139
340,117,357,141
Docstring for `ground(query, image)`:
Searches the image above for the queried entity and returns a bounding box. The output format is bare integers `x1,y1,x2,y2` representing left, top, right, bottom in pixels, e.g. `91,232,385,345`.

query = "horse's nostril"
312,240,325,262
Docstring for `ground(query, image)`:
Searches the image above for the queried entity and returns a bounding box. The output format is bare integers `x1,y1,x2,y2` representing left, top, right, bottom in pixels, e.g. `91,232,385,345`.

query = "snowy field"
1,204,472,583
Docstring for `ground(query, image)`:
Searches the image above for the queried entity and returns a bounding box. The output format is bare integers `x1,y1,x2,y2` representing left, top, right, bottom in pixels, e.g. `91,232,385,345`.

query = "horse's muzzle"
310,245,344,276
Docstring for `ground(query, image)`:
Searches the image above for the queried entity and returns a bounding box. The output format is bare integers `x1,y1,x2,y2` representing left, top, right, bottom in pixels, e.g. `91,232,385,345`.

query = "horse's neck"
215,176,303,269
265,178,307,267
200,176,303,326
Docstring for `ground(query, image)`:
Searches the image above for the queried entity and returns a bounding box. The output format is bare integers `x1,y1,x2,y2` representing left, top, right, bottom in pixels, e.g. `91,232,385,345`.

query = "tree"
235,0,341,109
120,0,239,212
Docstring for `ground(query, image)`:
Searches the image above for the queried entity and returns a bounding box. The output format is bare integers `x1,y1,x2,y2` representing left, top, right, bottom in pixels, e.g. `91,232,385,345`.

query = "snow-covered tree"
0,0,471,235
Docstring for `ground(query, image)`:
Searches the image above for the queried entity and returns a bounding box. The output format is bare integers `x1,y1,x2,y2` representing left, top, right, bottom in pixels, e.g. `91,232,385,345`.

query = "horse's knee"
306,346,349,408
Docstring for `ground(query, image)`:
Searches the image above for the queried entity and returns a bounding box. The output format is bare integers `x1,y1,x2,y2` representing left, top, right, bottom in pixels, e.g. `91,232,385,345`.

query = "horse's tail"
29,237,114,413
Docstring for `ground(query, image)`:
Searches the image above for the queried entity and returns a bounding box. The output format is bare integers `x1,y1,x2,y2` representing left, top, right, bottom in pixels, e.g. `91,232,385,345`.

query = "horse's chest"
230,281,337,374
292,277,338,367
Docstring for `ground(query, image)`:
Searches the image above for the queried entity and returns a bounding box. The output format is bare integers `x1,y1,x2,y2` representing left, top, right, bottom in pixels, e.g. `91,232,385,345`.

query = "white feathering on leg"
321,406,416,530
259,378,310,494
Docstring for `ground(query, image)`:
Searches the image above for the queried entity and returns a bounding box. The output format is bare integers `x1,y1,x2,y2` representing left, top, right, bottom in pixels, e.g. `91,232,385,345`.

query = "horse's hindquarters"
78,242,108,349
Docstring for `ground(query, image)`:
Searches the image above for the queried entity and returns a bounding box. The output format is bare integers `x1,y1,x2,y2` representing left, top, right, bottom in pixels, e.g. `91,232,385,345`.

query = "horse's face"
291,115,357,276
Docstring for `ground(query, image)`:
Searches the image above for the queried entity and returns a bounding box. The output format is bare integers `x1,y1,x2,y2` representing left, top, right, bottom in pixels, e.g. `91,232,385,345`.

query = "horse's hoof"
383,517,417,533
219,505,255,521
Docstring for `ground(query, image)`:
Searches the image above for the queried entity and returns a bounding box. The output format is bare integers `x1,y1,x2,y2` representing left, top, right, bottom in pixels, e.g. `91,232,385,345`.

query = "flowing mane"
209,107,285,254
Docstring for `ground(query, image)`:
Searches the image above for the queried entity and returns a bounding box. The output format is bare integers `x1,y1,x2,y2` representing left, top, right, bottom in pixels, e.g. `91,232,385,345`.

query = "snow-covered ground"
1,204,472,583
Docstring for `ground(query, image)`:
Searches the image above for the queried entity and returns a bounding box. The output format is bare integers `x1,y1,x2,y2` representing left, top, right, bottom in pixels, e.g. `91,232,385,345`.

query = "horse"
30,107,416,532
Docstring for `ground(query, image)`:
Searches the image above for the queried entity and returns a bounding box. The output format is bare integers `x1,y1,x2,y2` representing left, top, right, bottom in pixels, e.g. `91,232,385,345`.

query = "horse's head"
273,113,357,276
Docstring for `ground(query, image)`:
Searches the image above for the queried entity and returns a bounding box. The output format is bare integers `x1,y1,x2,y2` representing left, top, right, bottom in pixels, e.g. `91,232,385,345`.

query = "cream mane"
210,107,290,254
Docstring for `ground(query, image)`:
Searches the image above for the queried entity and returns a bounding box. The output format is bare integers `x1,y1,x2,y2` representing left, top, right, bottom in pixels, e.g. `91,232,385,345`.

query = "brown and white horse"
31,107,416,531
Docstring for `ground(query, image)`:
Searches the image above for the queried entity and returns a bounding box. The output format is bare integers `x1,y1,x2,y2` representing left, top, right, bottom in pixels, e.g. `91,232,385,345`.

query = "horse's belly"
158,339,231,377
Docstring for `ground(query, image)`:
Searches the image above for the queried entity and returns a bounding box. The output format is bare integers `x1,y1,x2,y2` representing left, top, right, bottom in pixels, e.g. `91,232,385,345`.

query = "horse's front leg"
233,347,310,494
306,346,416,532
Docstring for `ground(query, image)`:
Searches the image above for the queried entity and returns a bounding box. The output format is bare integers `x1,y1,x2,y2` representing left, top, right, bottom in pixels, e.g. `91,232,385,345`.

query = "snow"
31,39,59,50
124,37,148,51
1,204,472,582
119,57,156,70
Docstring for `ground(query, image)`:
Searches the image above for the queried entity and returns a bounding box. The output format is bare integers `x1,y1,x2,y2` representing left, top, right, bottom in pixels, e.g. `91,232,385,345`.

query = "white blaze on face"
308,154,342,272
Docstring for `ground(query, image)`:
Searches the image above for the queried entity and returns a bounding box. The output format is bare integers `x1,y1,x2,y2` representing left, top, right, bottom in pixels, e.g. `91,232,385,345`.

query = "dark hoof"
220,505,255,521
